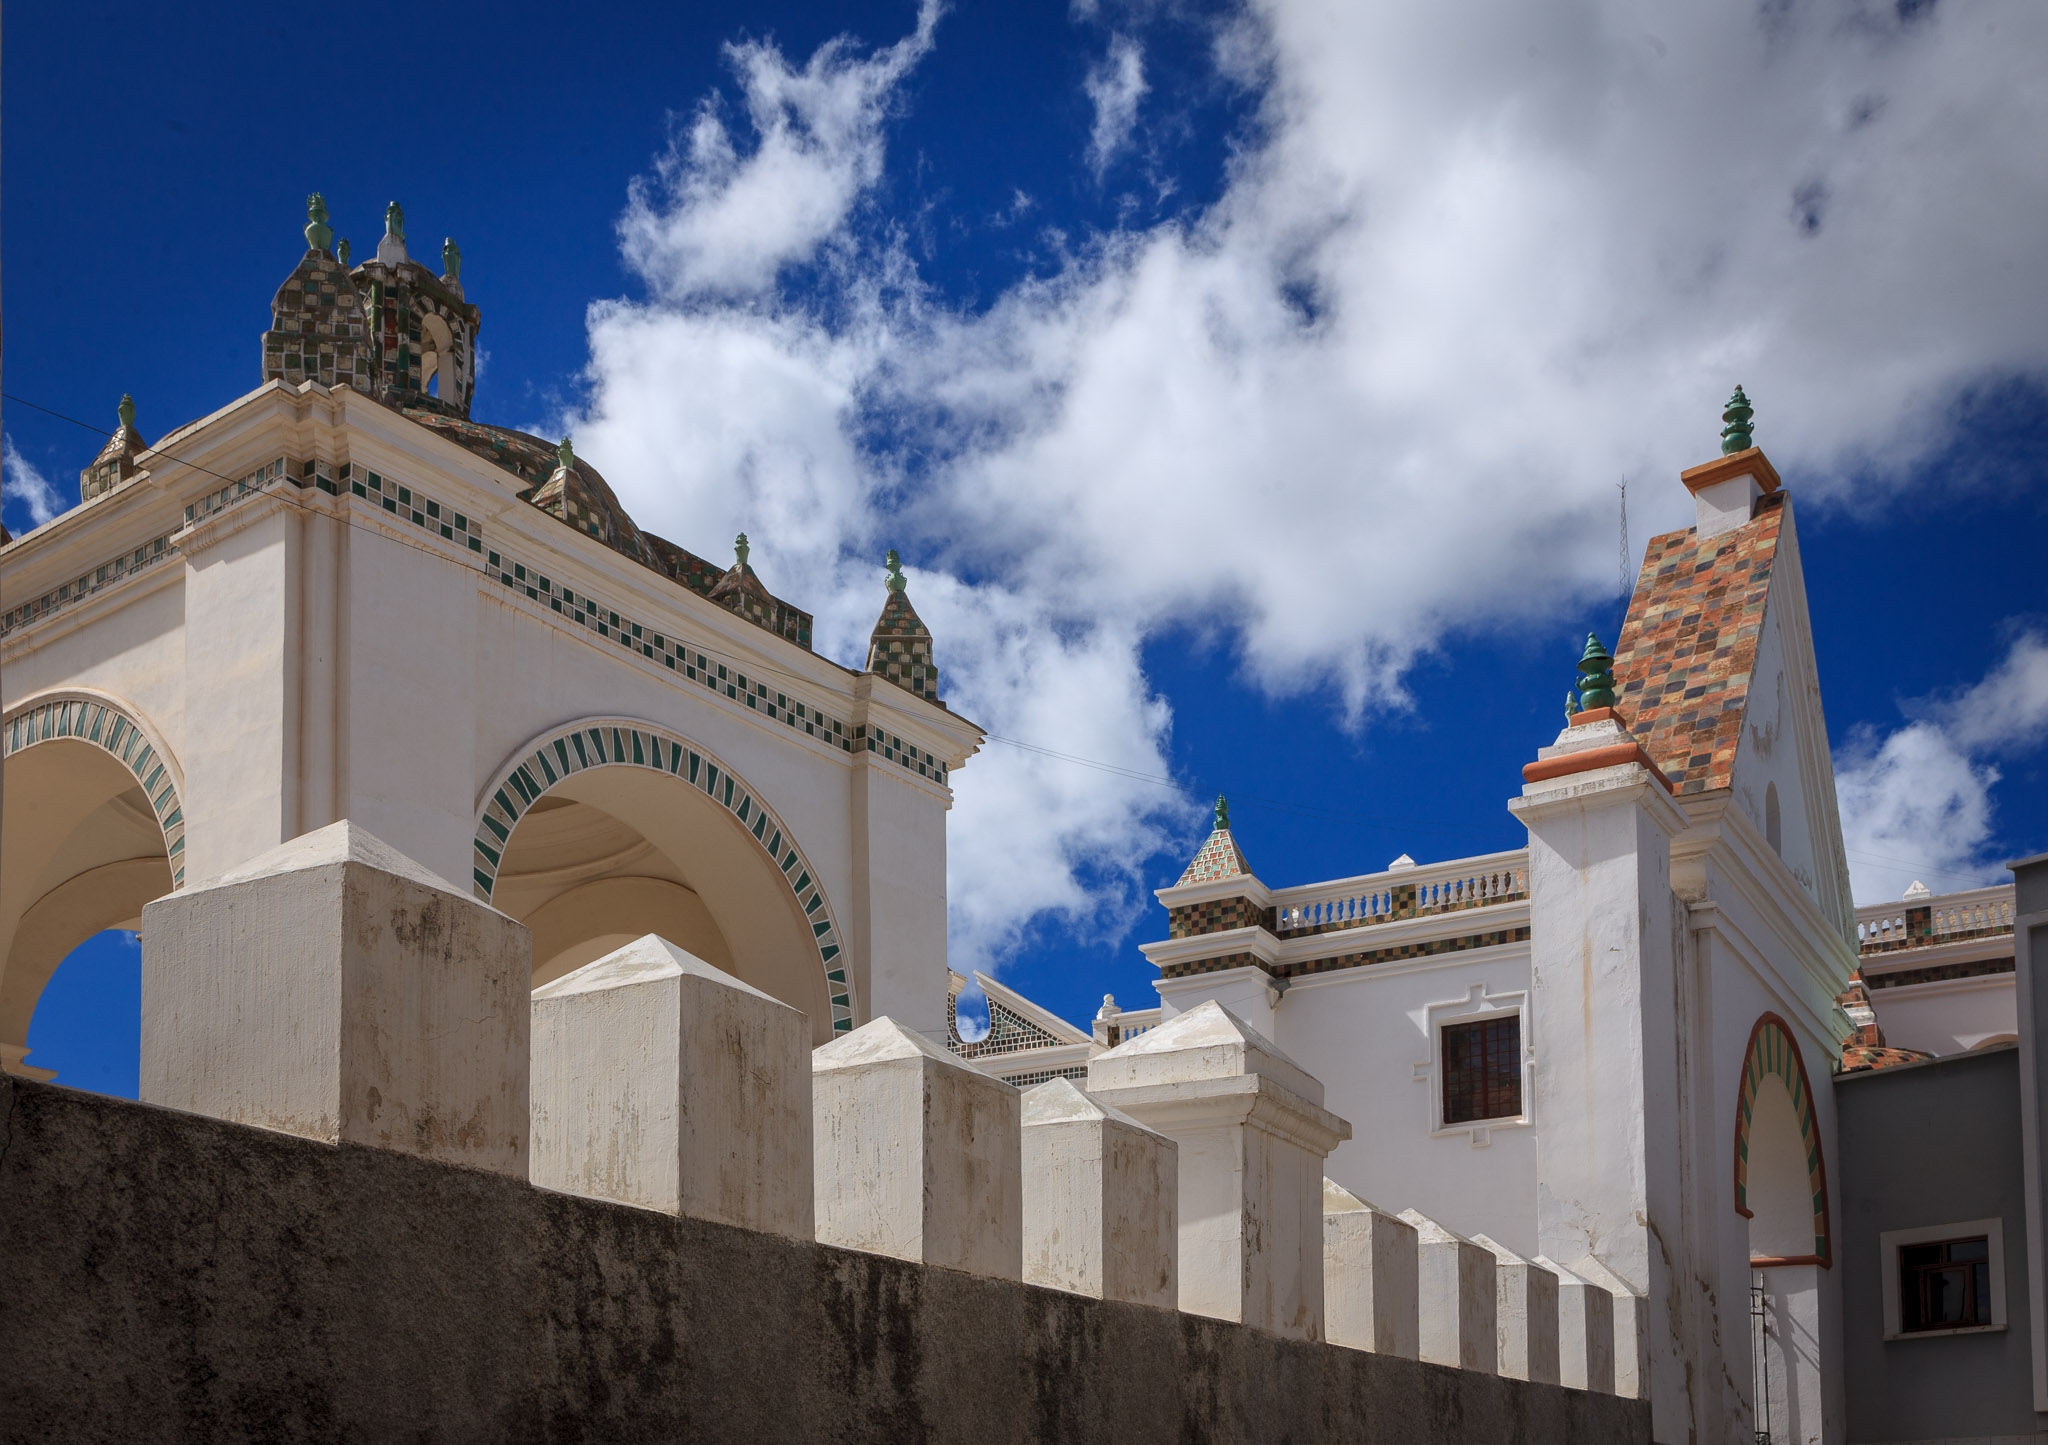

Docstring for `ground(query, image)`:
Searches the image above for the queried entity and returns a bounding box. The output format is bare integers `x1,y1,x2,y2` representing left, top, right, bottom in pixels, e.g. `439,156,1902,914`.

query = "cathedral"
2,195,2043,1445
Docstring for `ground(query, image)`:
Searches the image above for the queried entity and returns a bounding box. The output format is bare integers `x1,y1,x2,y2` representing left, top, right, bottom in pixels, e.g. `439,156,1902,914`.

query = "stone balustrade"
124,830,1642,1410
1267,849,1529,937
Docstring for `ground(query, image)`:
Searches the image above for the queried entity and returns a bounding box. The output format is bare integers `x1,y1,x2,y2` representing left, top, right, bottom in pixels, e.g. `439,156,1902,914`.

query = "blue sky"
8,0,2045,1086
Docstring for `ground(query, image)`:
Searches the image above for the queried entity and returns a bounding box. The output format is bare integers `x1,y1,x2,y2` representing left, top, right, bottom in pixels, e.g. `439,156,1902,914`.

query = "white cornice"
1155,874,1273,910
1138,898,1529,972
1861,934,2018,977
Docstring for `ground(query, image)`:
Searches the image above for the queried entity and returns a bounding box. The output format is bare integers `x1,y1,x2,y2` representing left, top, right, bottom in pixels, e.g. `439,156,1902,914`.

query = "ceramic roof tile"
1176,826,1254,886
1610,493,1785,795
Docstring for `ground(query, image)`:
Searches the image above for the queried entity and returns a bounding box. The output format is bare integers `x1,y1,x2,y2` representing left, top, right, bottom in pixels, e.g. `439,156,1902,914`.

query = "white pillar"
1088,999,1351,1341
139,820,530,1177
1474,1233,1560,1384
1020,1077,1177,1306
1537,1254,1616,1394
1399,1209,1498,1374
812,1016,1022,1278
1573,1253,1651,1401
1323,1179,1419,1358
529,934,812,1239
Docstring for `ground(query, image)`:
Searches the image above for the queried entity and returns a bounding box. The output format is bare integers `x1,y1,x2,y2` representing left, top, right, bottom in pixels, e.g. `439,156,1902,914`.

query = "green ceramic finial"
884,548,906,592
735,532,751,570
556,437,574,472
1213,795,1230,831
305,193,334,253
1720,384,1754,455
337,237,351,267
117,394,136,432
1576,632,1617,712
443,237,462,282
384,201,405,242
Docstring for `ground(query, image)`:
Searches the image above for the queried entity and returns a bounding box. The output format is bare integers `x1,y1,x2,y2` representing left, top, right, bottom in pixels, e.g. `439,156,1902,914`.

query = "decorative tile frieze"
349,465,483,553
1,533,177,638
1156,926,1532,983
472,721,852,1032
4,696,185,887
186,458,289,526
1864,956,2016,991
1168,896,1274,939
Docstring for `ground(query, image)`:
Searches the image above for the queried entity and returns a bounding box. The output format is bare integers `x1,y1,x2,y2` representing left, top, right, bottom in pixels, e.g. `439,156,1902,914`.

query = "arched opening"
23,929,142,1094
1735,1014,1835,1443
481,730,842,1044
1,699,179,1079
420,312,455,400
1765,782,1783,856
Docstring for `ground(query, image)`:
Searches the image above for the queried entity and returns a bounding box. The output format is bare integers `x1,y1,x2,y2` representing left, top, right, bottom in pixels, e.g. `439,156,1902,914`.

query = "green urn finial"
305,192,334,253
337,237,351,267
442,237,462,282
384,201,406,242
884,548,906,592
1213,795,1230,831
555,436,574,472
117,394,136,432
734,532,751,570
1576,632,1617,712
1720,384,1754,455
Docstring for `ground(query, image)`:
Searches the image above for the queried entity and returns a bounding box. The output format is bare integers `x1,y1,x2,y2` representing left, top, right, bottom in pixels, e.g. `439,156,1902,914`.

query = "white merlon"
1693,472,1763,539
1473,1233,1560,1385
1322,1179,1419,1359
1538,1254,1617,1395
138,820,531,1177
1572,1254,1650,1402
1020,1078,1177,1306
1088,1000,1351,1341
1399,1209,1498,1375
812,1016,1023,1279
529,934,812,1239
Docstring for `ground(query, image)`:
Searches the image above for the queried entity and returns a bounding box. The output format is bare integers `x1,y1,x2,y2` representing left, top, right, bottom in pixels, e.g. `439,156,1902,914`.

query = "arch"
473,718,852,1032
4,692,185,886
420,311,455,399
1733,1012,1831,1266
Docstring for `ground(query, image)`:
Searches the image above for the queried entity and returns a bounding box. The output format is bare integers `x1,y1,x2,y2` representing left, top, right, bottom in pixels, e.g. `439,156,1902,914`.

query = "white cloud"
3,435,68,530
567,1,2048,971
1084,35,1148,175
1836,631,2048,903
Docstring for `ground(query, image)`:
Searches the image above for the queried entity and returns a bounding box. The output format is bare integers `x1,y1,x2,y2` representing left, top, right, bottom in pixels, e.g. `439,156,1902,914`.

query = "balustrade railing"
1855,884,2015,953
1267,850,1529,937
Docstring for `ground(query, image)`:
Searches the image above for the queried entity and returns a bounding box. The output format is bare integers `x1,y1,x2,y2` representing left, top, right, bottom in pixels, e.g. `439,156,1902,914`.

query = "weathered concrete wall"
0,1075,1648,1444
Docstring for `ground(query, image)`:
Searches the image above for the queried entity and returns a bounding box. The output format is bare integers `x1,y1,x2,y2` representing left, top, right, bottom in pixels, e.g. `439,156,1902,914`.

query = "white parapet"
1537,1254,1617,1394
1020,1077,1177,1306
1087,999,1351,1341
1398,1209,1498,1374
1473,1234,1560,1384
529,934,812,1239
139,820,530,1177
1572,1253,1650,1401
1322,1179,1419,1359
812,1016,1022,1278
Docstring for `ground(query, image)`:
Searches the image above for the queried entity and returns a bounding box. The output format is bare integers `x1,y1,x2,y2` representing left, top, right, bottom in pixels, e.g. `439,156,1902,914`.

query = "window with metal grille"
1899,1237,1991,1332
1441,1015,1522,1124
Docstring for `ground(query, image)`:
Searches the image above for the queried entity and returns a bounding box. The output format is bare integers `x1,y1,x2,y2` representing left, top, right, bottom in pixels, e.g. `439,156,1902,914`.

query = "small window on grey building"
1442,1015,1521,1124
1765,782,1782,856
1900,1236,1991,1332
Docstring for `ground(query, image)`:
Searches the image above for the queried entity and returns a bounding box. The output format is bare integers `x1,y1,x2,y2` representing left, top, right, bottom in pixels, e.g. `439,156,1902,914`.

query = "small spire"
337,237,351,267
1576,632,1617,712
734,532,751,571
442,237,462,283
384,201,406,242
304,192,334,253
1565,690,1580,726
1213,794,1230,831
884,548,907,591
1720,384,1754,455
555,436,574,473
117,394,136,432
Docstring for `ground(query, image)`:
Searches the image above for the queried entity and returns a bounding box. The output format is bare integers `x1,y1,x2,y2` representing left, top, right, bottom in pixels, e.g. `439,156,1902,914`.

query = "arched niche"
474,720,851,1042
0,694,182,1076
1734,1013,1831,1266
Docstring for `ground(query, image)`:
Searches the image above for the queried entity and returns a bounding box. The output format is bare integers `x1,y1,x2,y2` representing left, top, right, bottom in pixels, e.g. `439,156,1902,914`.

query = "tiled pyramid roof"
1176,825,1254,886
1610,491,1786,796
867,589,939,703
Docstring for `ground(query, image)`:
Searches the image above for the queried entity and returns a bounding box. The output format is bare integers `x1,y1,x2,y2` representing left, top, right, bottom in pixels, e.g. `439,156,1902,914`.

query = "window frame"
1441,1014,1523,1126
1879,1218,2006,1341
1416,983,1531,1146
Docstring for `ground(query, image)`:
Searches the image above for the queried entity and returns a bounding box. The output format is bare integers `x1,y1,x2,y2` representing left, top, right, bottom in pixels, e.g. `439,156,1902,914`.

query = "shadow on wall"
24,930,141,1097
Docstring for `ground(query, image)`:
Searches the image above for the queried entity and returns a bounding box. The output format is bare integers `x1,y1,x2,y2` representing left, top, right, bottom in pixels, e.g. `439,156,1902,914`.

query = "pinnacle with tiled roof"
1175,795,1255,886
866,549,940,703
80,394,148,502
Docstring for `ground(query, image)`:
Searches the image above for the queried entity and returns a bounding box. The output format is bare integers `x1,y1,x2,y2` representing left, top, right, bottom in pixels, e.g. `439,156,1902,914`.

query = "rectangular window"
1899,1237,1991,1333
1442,1015,1522,1124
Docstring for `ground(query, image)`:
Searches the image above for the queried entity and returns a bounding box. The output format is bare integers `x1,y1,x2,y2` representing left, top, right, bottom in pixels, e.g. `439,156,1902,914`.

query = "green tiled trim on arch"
4,695,186,888
472,719,854,1033
1732,1013,1832,1265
